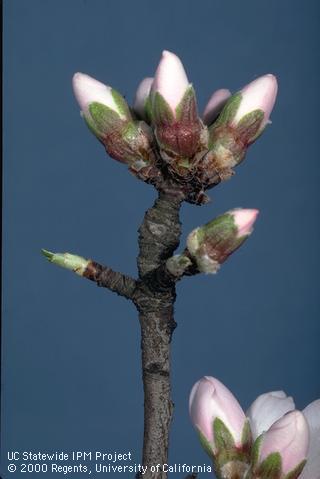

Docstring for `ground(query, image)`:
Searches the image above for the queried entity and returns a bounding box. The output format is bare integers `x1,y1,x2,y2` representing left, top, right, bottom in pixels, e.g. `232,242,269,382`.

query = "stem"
83,261,136,299
133,187,185,478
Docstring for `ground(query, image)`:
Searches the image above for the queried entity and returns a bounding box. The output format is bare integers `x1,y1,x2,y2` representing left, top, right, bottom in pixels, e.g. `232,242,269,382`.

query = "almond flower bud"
254,411,309,478
72,73,157,177
186,208,259,273
202,88,231,125
300,400,320,479
189,377,251,478
133,77,153,120
247,390,295,440
150,50,204,162
231,74,278,131
200,74,278,186
189,377,247,450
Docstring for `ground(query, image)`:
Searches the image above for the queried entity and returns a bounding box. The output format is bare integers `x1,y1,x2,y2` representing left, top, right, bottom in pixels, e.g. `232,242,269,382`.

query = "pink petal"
203,89,231,125
233,74,278,127
72,72,120,117
259,411,309,475
133,77,153,118
189,376,246,447
231,209,259,237
247,390,295,440
300,400,320,479
152,50,189,112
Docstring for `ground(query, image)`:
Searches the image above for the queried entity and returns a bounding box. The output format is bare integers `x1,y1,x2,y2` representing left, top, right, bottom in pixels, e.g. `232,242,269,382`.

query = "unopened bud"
186,208,259,273
133,77,153,121
166,254,192,276
189,377,251,477
253,411,309,478
247,391,295,440
202,88,231,125
200,74,278,186
301,400,320,479
150,50,204,163
41,249,90,276
73,73,157,177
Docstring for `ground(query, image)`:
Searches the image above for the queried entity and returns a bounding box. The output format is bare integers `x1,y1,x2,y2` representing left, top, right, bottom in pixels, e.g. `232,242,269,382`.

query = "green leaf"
284,460,307,479
236,109,264,143
257,452,282,479
89,102,123,133
213,417,236,452
198,429,215,458
213,92,242,127
151,91,174,125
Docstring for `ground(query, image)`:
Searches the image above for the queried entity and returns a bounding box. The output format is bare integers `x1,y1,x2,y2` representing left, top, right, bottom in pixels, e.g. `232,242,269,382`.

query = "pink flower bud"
231,209,259,237
152,50,190,113
189,376,246,449
133,77,153,118
72,73,128,119
247,390,295,440
259,411,309,475
203,89,231,125
232,74,278,128
300,400,320,479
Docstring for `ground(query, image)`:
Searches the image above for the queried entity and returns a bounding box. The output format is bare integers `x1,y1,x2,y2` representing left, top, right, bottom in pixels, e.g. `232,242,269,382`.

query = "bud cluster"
189,377,319,479
72,51,278,203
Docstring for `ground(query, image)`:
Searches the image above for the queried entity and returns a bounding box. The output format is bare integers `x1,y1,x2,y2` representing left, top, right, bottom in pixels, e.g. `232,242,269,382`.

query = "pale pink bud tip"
260,411,309,475
301,400,320,479
133,77,153,117
247,390,295,440
72,72,119,116
203,89,231,124
231,209,259,237
189,376,246,447
152,50,190,111
234,74,278,127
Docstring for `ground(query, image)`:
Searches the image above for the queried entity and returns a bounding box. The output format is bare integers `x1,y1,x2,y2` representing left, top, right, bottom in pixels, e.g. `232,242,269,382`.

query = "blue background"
2,0,320,477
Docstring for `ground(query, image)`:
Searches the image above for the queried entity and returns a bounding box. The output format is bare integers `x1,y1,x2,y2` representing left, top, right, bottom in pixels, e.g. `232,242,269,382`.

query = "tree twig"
83,261,137,300
133,186,185,478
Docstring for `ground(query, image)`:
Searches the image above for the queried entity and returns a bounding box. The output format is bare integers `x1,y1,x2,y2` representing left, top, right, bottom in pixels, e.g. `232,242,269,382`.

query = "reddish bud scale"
156,120,202,158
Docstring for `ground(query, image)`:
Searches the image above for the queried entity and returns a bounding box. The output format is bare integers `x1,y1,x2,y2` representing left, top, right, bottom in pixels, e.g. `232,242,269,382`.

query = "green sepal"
89,102,124,134
111,88,132,119
284,460,307,479
241,419,253,451
197,429,215,458
251,434,263,467
213,417,236,452
236,109,264,143
151,91,174,125
213,92,242,128
217,449,250,467
121,121,140,142
203,213,237,243
257,452,282,479
144,95,153,123
82,112,102,138
175,85,198,123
